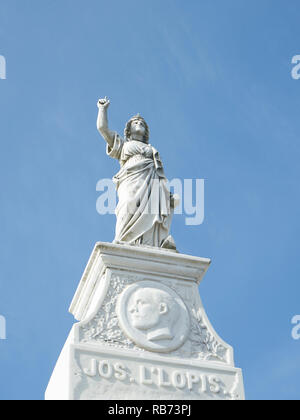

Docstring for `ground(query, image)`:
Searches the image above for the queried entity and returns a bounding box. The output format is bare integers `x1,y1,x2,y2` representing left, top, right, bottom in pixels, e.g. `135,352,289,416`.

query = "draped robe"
107,134,173,247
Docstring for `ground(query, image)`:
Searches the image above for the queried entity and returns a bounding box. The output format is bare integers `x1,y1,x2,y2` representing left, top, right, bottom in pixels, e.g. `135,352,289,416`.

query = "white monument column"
45,242,245,400
46,98,245,400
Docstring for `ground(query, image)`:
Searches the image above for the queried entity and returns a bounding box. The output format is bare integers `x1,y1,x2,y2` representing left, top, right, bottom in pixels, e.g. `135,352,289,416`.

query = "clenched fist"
97,96,110,109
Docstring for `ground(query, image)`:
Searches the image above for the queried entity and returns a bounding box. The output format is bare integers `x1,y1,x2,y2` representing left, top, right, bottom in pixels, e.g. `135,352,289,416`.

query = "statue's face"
129,290,168,330
130,119,146,138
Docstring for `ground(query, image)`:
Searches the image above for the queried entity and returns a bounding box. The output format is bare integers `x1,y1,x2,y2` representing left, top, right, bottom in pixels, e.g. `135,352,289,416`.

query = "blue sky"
0,0,300,400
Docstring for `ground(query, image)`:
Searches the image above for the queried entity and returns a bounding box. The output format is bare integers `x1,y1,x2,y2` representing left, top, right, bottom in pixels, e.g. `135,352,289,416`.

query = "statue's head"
124,114,149,143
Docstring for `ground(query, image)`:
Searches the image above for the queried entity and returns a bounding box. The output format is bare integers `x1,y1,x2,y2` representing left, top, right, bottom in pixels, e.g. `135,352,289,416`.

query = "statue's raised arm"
97,97,115,148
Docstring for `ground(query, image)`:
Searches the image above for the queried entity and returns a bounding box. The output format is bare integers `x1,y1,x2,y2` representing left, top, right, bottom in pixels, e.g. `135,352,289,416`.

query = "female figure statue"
97,97,177,250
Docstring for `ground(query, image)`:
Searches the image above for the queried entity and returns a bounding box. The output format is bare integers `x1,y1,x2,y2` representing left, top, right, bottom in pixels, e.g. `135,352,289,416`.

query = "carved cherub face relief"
129,288,171,331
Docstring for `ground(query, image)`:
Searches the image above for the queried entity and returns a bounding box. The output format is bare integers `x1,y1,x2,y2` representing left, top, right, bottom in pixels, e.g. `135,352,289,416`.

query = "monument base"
45,242,245,400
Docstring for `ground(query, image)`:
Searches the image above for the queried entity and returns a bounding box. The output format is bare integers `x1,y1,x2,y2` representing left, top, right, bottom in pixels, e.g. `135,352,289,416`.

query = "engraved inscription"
80,356,239,399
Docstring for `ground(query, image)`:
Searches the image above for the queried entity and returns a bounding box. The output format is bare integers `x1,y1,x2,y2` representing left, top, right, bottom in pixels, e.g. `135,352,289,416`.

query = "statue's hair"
124,114,149,143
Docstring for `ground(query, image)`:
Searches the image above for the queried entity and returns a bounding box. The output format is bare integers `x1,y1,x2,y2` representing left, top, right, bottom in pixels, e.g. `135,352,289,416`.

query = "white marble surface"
45,242,245,400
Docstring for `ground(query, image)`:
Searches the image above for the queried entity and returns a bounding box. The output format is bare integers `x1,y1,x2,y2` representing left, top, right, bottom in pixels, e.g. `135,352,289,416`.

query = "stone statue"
97,97,177,249
45,98,245,401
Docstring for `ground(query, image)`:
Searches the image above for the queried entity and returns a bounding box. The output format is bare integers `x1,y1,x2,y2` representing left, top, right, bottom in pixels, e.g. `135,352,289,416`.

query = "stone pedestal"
45,242,245,400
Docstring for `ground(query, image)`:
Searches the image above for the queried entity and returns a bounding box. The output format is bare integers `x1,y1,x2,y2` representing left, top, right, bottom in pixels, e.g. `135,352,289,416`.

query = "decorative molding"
78,272,230,364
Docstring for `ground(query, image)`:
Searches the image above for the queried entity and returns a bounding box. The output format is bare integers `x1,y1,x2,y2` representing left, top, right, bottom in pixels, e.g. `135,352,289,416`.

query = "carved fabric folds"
107,133,173,247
